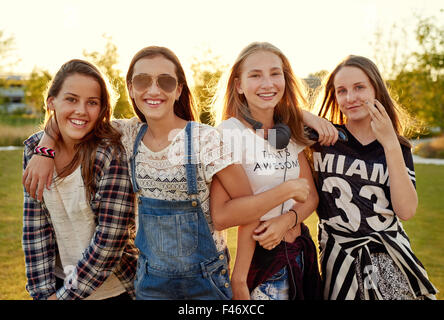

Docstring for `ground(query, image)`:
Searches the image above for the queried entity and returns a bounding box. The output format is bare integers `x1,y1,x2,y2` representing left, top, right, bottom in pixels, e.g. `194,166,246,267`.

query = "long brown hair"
44,59,123,200
315,55,415,147
213,42,310,146
126,46,197,122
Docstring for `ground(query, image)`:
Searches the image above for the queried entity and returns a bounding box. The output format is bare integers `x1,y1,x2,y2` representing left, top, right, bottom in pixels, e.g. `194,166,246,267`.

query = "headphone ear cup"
269,123,291,149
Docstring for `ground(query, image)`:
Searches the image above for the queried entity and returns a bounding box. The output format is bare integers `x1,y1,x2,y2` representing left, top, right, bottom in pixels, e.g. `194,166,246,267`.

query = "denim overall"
131,122,232,300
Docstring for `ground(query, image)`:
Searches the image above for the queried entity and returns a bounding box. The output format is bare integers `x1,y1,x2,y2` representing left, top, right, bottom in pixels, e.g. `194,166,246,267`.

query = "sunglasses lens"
132,74,152,91
157,75,177,92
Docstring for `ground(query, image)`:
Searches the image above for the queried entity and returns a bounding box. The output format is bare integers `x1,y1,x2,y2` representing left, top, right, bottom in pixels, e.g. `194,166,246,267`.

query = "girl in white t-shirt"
211,42,329,300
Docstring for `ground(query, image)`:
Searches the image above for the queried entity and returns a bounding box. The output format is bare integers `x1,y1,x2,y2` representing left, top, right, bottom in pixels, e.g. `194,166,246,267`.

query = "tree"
190,49,227,126
369,23,413,80
370,12,444,134
0,30,16,73
0,30,16,108
389,13,444,133
83,35,134,119
24,68,52,114
305,70,329,108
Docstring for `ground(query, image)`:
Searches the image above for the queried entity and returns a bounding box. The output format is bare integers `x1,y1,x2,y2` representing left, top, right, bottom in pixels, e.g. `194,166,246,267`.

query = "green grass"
0,114,43,126
0,150,29,299
1,150,442,300
0,114,42,146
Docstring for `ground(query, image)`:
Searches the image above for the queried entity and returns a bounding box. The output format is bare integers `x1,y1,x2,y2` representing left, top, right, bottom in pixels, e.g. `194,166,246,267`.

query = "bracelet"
288,209,298,228
34,146,55,159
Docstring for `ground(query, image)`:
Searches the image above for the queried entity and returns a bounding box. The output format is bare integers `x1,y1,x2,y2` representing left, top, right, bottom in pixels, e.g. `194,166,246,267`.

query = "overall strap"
130,123,148,193
184,121,198,197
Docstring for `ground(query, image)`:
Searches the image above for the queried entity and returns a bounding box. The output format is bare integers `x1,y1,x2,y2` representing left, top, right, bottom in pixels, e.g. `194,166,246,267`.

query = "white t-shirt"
113,118,234,251
218,117,305,221
43,167,126,300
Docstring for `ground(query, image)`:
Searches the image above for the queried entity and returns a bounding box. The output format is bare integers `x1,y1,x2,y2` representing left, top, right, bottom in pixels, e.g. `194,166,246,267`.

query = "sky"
0,0,442,80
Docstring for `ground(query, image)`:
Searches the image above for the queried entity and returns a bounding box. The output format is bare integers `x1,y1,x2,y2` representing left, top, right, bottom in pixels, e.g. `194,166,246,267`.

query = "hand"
303,111,339,146
252,212,293,250
285,178,309,203
364,99,398,150
23,155,54,201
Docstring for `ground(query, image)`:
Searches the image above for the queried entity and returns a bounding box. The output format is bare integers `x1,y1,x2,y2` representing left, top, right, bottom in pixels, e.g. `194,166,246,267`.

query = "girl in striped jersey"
310,55,437,300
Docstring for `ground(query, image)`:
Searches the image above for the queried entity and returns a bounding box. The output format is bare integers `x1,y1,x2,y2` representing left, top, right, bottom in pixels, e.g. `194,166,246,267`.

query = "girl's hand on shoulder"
23,155,54,201
302,110,339,146
365,99,398,150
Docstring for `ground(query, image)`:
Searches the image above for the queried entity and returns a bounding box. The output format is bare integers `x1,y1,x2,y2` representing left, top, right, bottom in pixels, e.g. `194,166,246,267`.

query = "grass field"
0,115,42,147
0,149,442,300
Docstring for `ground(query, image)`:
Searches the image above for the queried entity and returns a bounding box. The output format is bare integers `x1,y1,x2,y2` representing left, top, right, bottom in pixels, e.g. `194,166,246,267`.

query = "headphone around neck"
241,111,292,150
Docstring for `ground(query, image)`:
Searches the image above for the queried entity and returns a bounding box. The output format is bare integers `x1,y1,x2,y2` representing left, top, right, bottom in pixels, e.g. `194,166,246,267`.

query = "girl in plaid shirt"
22,60,137,300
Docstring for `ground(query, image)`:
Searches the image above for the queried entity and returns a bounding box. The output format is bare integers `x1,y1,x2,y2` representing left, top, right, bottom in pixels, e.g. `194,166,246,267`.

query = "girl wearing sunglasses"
22,46,315,300
311,55,437,300
22,60,137,300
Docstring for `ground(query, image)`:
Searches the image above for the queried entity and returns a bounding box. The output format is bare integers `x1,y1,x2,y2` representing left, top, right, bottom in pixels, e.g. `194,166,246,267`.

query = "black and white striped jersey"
312,125,437,300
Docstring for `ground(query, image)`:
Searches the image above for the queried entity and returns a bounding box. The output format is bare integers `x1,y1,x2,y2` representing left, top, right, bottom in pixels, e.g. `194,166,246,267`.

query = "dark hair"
44,59,123,199
316,55,416,147
126,46,197,122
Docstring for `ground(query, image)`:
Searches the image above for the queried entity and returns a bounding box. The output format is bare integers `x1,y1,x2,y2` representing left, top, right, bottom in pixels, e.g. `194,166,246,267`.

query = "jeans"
250,251,304,300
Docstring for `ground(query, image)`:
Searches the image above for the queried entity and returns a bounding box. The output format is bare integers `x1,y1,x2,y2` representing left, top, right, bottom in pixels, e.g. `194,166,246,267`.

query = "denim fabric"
131,122,232,300
251,252,304,300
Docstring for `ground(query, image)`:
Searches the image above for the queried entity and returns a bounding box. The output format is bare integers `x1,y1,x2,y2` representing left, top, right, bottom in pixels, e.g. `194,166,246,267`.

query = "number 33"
322,176,394,232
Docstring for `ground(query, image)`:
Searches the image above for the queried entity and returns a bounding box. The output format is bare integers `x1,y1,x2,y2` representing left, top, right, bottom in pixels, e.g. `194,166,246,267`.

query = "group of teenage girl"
21,41,438,300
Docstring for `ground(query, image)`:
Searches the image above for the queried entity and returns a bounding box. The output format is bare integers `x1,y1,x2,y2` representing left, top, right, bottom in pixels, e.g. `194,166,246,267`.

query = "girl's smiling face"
47,73,101,148
128,56,182,122
334,66,376,122
236,50,285,117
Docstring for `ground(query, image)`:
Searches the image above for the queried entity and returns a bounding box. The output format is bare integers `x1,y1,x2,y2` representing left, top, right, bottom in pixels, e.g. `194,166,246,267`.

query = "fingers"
364,99,385,121
374,99,389,117
28,176,38,200
46,171,53,190
364,100,378,119
253,228,282,250
253,222,267,235
23,168,52,201
22,169,30,192
259,238,280,250
318,119,339,146
36,180,45,202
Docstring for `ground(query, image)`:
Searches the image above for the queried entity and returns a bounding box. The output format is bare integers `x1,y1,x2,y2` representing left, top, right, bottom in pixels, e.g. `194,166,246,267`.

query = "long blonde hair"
213,42,310,146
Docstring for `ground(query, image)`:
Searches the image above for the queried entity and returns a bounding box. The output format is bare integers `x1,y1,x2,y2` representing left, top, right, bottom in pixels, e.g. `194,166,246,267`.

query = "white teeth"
71,119,86,125
258,93,275,97
147,100,161,105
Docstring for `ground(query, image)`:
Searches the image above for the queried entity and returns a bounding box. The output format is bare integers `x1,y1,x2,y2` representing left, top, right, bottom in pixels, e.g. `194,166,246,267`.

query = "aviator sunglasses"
131,73,178,93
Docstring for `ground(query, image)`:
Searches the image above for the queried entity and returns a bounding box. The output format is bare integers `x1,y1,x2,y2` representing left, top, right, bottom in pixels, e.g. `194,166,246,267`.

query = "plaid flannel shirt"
22,131,138,300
